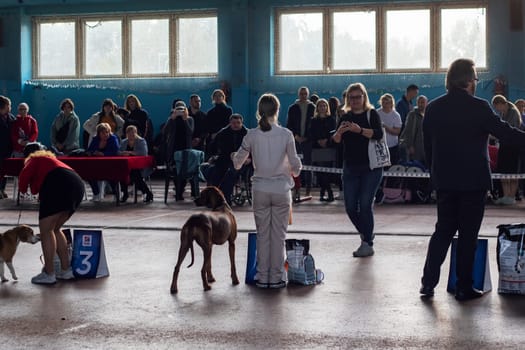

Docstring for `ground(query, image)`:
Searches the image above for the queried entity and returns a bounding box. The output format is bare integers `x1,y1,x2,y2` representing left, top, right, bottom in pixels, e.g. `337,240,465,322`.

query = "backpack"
285,239,324,285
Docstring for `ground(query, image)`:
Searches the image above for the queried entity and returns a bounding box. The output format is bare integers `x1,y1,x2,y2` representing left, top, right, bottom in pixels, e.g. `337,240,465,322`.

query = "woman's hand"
348,122,362,134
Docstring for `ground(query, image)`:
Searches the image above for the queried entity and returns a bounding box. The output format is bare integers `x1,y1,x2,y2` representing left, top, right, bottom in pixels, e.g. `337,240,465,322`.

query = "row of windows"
32,2,487,79
33,13,218,78
275,3,487,74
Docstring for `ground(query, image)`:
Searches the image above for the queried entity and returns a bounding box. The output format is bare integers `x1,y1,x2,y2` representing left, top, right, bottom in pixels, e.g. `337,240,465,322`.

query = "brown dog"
0,225,39,282
170,186,239,293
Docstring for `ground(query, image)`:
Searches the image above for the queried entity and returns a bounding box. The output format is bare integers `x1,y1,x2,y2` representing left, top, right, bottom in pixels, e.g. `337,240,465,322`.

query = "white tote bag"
366,110,391,169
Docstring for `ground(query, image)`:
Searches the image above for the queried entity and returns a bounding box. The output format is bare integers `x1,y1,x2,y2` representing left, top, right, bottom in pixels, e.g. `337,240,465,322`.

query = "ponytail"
258,112,272,132
256,93,280,132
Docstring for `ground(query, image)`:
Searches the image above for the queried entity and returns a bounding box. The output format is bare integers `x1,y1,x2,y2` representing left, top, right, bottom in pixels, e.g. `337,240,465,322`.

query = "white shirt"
377,108,402,148
232,123,302,194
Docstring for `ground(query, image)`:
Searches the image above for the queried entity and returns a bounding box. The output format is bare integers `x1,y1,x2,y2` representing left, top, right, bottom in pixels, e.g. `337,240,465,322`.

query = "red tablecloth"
1,156,155,184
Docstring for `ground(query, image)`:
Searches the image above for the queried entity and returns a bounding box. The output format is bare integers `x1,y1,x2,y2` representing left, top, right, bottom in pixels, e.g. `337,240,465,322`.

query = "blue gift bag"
245,232,257,284
71,229,109,279
447,238,491,293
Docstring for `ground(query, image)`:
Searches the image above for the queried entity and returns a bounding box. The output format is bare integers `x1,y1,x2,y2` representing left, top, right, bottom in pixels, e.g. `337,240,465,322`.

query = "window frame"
274,1,487,76
32,17,79,78
32,11,218,79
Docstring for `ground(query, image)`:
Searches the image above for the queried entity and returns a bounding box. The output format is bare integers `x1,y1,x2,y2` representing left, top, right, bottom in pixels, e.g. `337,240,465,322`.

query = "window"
84,20,123,76
332,10,376,71
385,9,430,70
278,12,323,72
440,8,486,69
131,18,170,75
177,16,218,74
37,21,76,77
275,2,487,75
33,12,218,79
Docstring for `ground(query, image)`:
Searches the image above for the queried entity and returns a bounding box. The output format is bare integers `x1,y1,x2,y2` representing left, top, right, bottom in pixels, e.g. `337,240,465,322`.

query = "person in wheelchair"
205,114,248,205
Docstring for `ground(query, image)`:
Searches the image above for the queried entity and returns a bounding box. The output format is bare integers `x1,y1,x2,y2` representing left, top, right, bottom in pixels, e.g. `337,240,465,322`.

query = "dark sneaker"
255,280,269,289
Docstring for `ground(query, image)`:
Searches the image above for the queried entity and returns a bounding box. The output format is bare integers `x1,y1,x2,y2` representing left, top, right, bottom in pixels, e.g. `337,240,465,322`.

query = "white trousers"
252,190,291,284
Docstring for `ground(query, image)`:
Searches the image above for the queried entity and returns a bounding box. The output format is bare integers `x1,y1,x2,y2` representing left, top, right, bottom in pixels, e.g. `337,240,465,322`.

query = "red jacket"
11,115,39,154
19,156,73,194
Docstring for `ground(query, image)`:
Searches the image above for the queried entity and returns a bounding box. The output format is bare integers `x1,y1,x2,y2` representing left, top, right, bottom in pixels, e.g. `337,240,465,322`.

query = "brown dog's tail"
187,238,195,268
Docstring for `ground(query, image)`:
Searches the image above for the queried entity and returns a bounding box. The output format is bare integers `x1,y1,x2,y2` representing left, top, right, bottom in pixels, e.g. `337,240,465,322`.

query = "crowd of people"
4,58,525,296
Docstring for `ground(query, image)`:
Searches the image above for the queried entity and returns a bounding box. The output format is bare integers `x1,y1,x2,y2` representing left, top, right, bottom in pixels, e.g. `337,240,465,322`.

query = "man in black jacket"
286,86,316,197
420,58,525,301
205,89,232,159
206,114,248,205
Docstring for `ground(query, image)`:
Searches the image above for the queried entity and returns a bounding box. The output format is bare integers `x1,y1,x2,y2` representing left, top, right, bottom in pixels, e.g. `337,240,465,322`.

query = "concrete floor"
1,179,525,349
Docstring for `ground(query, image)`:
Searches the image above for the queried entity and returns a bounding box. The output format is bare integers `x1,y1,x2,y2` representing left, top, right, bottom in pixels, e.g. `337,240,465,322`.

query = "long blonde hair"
313,98,331,118
257,93,280,132
343,82,373,113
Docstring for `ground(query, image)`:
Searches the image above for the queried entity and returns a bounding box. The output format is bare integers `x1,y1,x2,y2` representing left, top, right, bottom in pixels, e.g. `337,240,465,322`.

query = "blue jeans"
342,163,383,245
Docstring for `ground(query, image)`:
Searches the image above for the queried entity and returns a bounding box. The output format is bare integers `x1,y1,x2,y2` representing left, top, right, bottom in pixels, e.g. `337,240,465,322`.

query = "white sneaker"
353,242,374,257
31,271,57,285
91,193,102,202
501,196,516,205
56,267,75,280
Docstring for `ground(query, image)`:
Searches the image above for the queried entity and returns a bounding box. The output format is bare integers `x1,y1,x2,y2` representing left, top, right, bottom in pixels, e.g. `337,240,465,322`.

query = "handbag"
366,110,391,169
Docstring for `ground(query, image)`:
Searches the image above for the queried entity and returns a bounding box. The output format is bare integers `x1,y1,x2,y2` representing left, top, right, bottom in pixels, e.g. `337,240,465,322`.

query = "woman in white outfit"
232,93,302,289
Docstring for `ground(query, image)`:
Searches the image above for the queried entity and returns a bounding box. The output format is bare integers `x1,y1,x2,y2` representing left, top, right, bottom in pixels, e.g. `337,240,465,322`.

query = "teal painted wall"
1,0,524,147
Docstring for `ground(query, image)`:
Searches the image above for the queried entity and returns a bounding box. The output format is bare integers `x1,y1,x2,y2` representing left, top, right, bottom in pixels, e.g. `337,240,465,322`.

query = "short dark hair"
446,58,476,90
230,113,243,122
407,84,419,92
60,98,75,110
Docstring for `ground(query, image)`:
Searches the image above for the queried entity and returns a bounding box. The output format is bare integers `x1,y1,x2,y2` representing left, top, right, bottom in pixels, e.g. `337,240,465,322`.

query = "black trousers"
121,170,150,196
422,189,486,291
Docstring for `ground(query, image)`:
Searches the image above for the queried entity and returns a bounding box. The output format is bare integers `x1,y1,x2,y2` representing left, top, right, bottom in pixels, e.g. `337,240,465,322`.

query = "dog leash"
17,195,23,225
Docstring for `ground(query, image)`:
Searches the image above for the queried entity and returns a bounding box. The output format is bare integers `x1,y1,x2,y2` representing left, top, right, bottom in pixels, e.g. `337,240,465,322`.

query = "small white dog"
0,225,39,282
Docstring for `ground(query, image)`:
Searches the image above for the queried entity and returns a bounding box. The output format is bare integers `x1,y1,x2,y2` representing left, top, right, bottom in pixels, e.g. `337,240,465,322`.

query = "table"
1,156,155,205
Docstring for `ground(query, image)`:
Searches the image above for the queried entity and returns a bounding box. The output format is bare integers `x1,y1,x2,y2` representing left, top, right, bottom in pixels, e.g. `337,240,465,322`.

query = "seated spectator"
310,98,336,202
84,98,124,147
87,122,120,201
162,100,194,200
119,125,153,203
10,102,39,158
50,98,80,155
205,114,248,205
123,94,153,152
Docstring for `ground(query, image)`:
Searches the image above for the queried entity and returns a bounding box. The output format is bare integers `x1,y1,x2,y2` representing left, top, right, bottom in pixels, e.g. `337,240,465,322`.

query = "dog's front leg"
201,246,212,291
6,262,17,280
228,241,240,285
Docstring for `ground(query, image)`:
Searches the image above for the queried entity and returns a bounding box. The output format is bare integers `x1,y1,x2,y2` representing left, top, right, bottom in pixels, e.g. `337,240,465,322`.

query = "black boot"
120,189,129,203
144,190,153,203
320,189,326,201
326,188,334,202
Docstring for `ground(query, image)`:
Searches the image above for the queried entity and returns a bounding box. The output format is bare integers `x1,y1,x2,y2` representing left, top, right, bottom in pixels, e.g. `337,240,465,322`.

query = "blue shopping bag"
447,238,492,293
245,232,257,284
71,229,109,279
